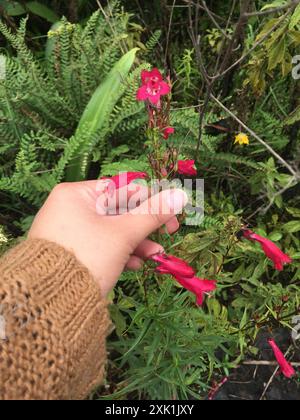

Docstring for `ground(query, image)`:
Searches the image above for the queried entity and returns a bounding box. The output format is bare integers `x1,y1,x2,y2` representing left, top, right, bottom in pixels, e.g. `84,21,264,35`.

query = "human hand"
28,181,188,297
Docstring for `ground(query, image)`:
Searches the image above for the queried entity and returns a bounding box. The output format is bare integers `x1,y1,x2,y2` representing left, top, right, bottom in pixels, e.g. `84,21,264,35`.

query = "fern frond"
206,152,264,170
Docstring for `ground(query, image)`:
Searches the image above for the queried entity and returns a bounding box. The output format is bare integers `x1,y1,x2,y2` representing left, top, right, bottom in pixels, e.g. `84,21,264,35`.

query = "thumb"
120,188,188,247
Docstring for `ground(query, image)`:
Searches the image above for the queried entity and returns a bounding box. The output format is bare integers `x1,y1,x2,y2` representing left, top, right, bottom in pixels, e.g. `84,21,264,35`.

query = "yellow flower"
0,227,8,245
234,133,249,146
48,23,75,38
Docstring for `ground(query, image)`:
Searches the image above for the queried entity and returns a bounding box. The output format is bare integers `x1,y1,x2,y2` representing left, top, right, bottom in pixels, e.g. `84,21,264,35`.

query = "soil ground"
213,330,300,400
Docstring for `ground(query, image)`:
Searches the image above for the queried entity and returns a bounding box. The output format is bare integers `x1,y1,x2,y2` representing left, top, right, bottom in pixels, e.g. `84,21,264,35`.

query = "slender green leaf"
26,1,60,23
66,48,139,182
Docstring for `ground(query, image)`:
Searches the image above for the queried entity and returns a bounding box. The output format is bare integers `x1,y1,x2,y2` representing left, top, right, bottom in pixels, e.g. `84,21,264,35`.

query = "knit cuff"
0,239,111,399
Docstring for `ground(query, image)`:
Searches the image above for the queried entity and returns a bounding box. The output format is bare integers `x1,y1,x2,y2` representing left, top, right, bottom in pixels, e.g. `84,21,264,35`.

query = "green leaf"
283,220,300,233
289,3,300,29
26,2,60,23
261,1,287,11
268,232,283,241
109,305,127,337
207,298,221,317
286,207,300,218
0,1,59,22
66,48,139,182
0,0,25,16
281,51,293,77
256,18,280,41
268,36,286,71
118,296,136,310
288,29,300,45
101,158,150,177
284,105,300,125
109,145,130,160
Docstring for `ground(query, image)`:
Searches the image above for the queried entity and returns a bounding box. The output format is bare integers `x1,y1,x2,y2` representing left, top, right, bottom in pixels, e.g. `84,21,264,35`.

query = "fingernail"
167,189,188,214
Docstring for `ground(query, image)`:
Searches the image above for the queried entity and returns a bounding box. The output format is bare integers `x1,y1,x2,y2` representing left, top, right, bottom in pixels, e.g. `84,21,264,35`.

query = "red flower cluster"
137,68,175,143
268,339,296,378
242,229,292,271
133,67,296,382
151,253,217,306
177,160,197,177
163,127,175,140
137,68,170,106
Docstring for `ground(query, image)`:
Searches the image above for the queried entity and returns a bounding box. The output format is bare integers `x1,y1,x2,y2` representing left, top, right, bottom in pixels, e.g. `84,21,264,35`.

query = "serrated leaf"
101,159,150,177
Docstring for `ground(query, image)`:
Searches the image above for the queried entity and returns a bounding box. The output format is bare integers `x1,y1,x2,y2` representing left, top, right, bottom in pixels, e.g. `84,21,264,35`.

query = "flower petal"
268,339,296,378
148,93,162,105
136,85,149,102
177,160,197,176
141,68,163,84
243,230,292,271
159,81,171,96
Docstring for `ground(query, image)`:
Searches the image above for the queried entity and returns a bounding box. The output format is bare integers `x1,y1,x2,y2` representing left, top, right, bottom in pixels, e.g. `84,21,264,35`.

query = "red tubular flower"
174,275,217,306
163,127,175,140
243,229,292,271
268,339,296,379
177,160,197,177
151,253,217,306
137,68,170,105
102,172,148,194
152,254,195,278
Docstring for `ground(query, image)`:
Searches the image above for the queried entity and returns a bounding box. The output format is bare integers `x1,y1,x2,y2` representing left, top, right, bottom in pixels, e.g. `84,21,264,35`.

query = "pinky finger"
125,255,144,271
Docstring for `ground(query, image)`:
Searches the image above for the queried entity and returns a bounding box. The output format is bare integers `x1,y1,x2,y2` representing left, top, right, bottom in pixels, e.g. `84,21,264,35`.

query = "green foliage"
65,48,140,181
106,282,236,399
0,3,158,213
0,1,56,19
285,105,300,125
104,201,299,399
245,5,300,95
1,0,300,402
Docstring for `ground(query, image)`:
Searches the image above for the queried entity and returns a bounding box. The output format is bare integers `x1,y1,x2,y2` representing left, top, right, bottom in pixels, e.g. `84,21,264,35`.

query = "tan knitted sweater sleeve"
0,239,111,400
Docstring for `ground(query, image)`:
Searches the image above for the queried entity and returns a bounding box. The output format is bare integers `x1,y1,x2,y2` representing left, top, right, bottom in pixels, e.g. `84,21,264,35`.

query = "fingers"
78,182,183,235
95,183,150,215
119,189,188,248
161,216,180,235
134,239,164,260
112,184,150,213
125,255,144,271
125,239,164,271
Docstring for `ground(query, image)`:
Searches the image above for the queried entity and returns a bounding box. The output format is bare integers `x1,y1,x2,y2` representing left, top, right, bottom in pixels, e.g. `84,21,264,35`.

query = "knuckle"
51,182,72,196
150,213,162,226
